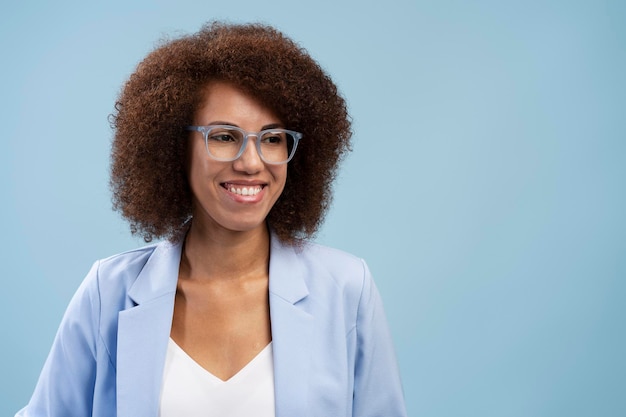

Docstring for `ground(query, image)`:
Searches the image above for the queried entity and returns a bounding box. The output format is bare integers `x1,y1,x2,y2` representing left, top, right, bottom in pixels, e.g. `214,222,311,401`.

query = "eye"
208,128,241,143
261,132,285,145
209,133,236,142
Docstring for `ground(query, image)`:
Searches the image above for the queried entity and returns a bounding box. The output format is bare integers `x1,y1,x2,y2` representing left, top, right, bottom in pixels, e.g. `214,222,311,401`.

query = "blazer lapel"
116,241,182,417
269,236,313,417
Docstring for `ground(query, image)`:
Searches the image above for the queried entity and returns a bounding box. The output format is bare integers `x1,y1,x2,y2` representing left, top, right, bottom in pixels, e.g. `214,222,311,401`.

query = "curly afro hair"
110,21,352,244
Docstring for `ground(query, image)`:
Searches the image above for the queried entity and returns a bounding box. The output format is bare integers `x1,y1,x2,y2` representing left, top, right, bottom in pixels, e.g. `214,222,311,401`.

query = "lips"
222,182,265,196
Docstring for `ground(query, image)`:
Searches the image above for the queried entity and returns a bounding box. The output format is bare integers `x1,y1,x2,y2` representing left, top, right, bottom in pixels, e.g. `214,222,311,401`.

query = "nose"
233,135,264,173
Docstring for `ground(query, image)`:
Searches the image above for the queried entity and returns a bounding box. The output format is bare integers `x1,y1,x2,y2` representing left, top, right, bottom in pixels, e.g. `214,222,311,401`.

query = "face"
186,82,288,236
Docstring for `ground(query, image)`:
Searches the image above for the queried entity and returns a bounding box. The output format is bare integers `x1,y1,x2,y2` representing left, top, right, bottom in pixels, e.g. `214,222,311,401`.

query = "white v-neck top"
159,338,276,417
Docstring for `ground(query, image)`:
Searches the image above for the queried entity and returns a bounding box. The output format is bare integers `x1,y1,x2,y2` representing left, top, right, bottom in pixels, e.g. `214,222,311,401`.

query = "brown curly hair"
110,21,352,244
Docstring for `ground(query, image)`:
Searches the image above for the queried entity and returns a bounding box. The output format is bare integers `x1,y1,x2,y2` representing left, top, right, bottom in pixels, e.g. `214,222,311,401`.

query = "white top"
159,338,276,417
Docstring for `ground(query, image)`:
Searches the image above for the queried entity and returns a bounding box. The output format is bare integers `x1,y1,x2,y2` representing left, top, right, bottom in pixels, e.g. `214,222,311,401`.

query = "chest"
169,275,272,381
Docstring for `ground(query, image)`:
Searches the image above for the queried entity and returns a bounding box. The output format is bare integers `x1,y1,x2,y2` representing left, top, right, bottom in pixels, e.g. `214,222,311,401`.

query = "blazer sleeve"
352,260,408,417
16,261,102,417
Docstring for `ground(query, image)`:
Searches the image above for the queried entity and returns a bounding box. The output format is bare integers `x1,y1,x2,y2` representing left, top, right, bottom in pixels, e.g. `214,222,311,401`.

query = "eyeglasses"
186,125,303,164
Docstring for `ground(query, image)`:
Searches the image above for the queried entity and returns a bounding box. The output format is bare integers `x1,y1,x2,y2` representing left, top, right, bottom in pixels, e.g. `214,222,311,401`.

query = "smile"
223,183,264,196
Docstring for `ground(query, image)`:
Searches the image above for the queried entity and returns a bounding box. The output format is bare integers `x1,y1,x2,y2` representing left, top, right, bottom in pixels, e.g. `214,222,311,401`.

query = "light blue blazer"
17,234,407,417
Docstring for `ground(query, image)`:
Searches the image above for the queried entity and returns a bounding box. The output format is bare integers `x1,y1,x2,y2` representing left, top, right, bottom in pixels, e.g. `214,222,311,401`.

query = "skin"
170,81,287,381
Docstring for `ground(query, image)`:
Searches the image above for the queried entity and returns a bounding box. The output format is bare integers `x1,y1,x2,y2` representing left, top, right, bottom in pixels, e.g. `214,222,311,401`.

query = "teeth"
227,185,263,196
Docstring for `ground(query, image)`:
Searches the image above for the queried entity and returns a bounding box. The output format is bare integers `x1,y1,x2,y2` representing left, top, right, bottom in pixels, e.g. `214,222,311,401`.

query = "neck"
181,221,271,282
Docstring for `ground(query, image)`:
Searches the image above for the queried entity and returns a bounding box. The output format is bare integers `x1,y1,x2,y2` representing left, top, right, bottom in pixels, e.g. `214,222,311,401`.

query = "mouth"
222,183,265,196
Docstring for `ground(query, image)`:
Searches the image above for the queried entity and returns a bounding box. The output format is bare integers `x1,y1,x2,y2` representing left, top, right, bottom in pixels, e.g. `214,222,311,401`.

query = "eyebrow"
207,121,284,130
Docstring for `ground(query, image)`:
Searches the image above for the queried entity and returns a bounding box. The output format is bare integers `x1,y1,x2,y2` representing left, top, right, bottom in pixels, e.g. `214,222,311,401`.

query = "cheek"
187,141,212,179
186,140,199,178
273,166,288,191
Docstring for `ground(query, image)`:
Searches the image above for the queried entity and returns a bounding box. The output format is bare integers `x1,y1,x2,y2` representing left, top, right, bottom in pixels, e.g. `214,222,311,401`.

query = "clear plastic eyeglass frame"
186,125,303,165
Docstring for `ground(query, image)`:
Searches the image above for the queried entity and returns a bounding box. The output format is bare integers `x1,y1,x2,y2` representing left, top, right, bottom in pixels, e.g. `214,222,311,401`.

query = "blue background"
2,0,625,415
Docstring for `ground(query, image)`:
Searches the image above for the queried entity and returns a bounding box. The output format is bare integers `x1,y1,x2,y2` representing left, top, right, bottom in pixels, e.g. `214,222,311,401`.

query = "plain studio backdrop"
1,1,624,416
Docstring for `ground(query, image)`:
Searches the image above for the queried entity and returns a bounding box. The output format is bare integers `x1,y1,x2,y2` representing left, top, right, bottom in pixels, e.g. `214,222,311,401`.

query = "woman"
17,22,407,417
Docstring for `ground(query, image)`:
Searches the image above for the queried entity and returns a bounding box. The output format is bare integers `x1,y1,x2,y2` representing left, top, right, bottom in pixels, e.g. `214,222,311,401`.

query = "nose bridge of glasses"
242,131,261,151
239,132,263,161
243,131,260,140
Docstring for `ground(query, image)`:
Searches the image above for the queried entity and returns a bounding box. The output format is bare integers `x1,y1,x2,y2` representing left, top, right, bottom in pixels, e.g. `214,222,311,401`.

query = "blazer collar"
124,233,308,305
268,233,309,303
127,240,182,305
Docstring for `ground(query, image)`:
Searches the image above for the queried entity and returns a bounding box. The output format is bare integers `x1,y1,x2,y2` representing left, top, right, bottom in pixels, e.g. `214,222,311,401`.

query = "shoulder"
300,241,375,306
296,240,367,281
271,237,372,309
94,243,160,285
78,240,177,307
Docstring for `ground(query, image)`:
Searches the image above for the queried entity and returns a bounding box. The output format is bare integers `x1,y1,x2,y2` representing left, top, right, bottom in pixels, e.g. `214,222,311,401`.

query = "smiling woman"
15,21,407,417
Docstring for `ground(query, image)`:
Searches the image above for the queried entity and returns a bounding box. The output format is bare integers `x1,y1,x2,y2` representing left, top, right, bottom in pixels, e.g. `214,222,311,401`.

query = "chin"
221,218,268,234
